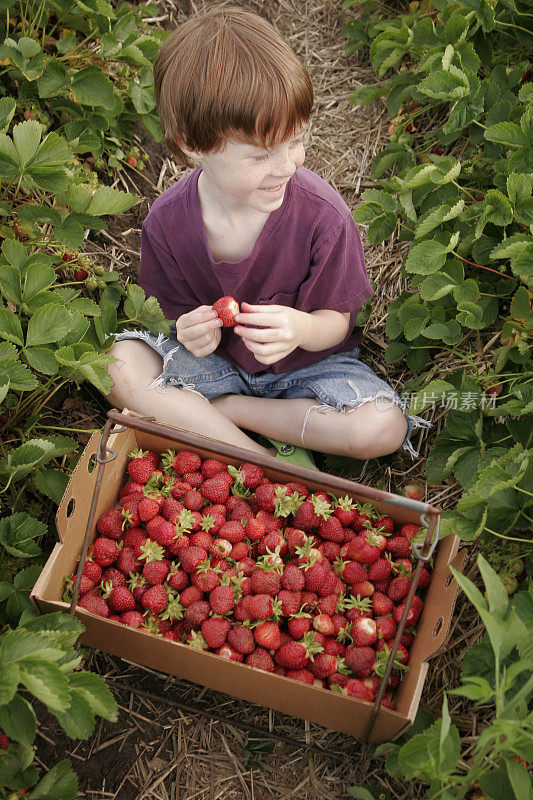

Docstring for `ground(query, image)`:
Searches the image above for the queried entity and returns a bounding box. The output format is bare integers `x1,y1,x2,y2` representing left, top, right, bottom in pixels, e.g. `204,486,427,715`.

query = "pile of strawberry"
66,448,432,708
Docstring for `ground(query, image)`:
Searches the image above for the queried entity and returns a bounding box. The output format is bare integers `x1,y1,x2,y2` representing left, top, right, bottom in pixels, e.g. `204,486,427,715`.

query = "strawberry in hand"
212,296,240,326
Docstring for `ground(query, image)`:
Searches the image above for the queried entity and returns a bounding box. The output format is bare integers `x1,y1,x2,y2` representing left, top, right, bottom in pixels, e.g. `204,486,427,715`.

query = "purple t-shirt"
139,166,373,375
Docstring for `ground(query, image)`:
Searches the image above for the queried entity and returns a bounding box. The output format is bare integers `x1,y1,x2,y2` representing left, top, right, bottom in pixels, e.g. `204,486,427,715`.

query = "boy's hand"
234,301,311,365
176,306,223,357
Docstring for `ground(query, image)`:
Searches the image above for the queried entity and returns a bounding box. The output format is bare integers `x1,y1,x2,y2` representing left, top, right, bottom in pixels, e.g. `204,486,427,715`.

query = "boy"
108,6,421,464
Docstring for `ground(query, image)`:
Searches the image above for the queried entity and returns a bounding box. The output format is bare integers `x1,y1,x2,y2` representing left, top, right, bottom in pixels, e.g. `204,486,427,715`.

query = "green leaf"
484,122,529,148
450,565,488,614
0,513,46,557
368,212,397,243
420,272,458,301
18,660,70,712
68,672,118,721
506,759,532,800
410,380,455,413
13,119,42,168
53,689,95,738
404,238,457,275
55,345,114,393
478,555,508,618
0,306,24,346
26,304,72,347
0,664,20,705
28,759,78,800
23,346,59,376
34,468,69,505
13,564,43,591
0,693,36,746
418,69,469,100
349,83,389,106
71,67,115,107
490,234,531,261
85,186,138,216
482,190,514,227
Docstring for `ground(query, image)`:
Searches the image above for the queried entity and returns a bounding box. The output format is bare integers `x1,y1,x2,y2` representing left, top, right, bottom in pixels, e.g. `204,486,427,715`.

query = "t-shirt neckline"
188,167,292,272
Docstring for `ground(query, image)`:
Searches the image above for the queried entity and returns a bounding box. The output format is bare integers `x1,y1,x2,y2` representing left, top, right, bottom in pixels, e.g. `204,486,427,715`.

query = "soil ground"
34,1,491,797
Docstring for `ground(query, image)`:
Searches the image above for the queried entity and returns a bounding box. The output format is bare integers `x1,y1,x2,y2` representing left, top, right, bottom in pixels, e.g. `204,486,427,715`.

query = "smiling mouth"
261,184,285,192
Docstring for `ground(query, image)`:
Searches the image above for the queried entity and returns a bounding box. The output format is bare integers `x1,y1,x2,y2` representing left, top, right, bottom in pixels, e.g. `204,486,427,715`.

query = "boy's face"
195,125,308,214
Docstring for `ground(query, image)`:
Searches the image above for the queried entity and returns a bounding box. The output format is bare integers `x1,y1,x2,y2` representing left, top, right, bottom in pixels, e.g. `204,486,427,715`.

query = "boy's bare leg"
106,341,273,456
211,394,408,460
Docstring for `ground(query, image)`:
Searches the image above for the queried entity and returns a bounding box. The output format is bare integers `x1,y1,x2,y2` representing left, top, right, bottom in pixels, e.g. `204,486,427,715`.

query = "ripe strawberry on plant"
403,484,424,502
202,616,231,649
212,295,240,326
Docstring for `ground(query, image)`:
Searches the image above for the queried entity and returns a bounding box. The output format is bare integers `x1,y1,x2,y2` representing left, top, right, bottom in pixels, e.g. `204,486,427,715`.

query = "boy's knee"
105,340,162,402
346,400,408,458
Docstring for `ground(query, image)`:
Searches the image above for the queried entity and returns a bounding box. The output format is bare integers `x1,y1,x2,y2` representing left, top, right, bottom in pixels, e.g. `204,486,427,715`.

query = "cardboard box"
31,412,466,742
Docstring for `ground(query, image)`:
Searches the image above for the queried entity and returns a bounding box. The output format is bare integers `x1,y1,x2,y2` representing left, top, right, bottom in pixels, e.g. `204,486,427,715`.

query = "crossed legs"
106,340,408,460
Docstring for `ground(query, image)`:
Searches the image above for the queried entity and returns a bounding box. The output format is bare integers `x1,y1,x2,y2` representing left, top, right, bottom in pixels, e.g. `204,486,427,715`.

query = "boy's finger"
183,307,218,327
235,326,276,342
186,318,222,339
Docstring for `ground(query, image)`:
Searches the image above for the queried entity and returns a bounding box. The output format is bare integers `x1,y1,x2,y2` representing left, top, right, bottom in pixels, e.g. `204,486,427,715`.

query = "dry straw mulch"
38,0,492,797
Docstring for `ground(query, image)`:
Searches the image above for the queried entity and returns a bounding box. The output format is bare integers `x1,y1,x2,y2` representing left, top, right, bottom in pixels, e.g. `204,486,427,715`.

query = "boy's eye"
255,152,271,162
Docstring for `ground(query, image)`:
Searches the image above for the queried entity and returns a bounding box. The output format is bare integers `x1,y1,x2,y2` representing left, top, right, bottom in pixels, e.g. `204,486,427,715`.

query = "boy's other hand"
233,301,310,365
176,306,223,357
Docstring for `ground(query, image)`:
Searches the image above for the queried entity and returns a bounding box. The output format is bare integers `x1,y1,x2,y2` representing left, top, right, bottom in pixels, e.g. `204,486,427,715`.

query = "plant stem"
484,526,532,544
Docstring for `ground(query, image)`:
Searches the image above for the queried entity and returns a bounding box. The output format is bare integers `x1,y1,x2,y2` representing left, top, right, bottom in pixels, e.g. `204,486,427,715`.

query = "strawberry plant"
342,0,532,548
377,555,532,800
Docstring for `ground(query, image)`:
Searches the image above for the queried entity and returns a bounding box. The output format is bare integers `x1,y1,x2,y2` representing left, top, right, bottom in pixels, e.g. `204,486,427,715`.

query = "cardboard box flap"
409,539,468,664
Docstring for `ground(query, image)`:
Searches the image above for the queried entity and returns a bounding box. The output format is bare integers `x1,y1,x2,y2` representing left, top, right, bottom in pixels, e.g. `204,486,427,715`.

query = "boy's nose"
271,150,298,178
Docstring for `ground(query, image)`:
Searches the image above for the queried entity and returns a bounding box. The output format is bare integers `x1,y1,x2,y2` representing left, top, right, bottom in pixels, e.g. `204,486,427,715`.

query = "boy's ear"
179,141,204,162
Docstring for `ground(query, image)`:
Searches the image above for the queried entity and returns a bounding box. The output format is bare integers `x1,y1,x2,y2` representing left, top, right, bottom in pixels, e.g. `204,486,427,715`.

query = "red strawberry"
179,546,208,573
143,560,170,585
214,644,243,661
388,576,412,603
180,585,203,607
78,593,109,617
227,626,255,654
372,591,394,616
116,547,141,576
182,489,204,512
184,600,210,628
278,589,301,616
218,520,246,544
368,558,391,582
303,563,330,594
250,568,281,597
247,594,273,620
213,295,240,326
171,480,192,499
399,524,420,541
121,610,144,628
202,616,231,649
309,652,339,679
245,647,275,672
286,668,315,685
345,645,375,678
127,451,154,484
161,498,184,520
81,558,102,582
374,515,394,534
281,564,305,591
183,470,204,488
254,483,278,512
393,595,423,626
275,632,323,670
351,617,377,647
333,496,357,527
209,584,235,615
91,537,120,567
201,475,230,504
340,560,367,586
418,567,431,589
344,677,374,701
233,462,264,489
376,616,397,640
254,621,281,650
387,536,412,558
351,510,372,533
96,508,123,539
101,567,126,588
403,484,424,502
288,615,311,639
107,586,136,612
173,450,201,475
168,565,189,592
141,584,168,615
120,495,141,528
318,517,344,543
202,458,228,478
138,496,162,522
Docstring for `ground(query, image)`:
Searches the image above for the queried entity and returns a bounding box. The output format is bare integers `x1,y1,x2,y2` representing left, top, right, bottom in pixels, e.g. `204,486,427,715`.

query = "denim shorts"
114,330,429,458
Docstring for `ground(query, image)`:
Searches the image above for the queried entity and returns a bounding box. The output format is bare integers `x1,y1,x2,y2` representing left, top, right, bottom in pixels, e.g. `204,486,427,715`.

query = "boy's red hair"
154,6,314,167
